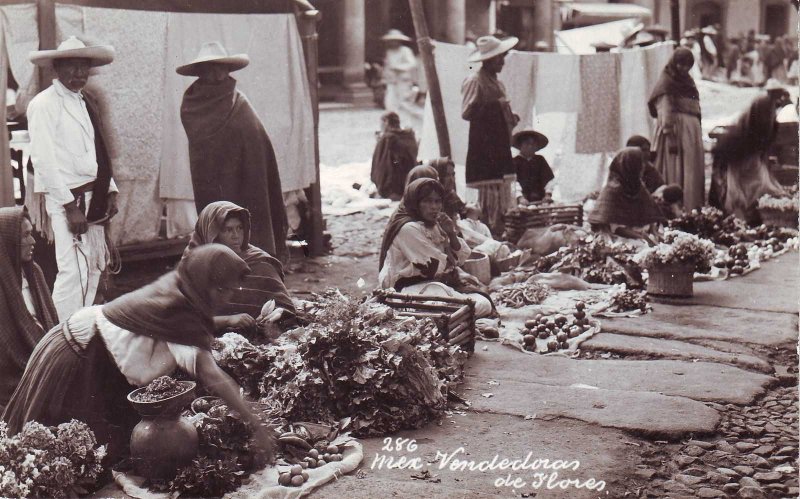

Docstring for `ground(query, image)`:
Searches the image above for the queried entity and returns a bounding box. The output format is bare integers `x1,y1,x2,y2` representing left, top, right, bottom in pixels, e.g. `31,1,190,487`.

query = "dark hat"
512,129,549,150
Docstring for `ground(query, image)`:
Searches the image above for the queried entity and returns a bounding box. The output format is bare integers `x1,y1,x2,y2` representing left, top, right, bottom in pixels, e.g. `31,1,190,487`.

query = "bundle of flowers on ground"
0,420,106,499
535,235,644,288
213,293,468,437
668,206,748,246
637,230,716,273
757,192,799,212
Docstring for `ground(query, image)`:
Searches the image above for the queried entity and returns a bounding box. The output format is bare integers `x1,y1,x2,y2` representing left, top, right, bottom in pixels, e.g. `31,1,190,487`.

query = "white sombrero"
468,35,519,63
29,36,115,67
381,29,412,43
176,41,250,76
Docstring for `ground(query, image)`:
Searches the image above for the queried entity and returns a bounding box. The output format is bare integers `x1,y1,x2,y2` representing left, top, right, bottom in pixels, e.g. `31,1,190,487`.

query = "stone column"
338,0,373,104
443,0,466,43
532,0,553,48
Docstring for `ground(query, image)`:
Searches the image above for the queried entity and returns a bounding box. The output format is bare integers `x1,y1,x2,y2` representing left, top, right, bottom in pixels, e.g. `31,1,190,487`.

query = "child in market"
512,129,554,205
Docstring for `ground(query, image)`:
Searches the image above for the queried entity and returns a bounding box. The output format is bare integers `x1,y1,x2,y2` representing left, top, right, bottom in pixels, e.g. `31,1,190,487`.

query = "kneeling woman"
2,245,275,461
588,147,665,241
379,178,493,318
185,201,296,333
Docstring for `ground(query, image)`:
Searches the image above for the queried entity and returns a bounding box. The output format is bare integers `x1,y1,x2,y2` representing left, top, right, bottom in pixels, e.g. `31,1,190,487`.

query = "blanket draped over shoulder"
181,77,287,258
0,207,58,407
371,128,418,199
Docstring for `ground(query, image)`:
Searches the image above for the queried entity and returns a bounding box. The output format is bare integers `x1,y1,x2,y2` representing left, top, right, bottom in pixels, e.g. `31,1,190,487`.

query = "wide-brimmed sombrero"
176,41,250,76
512,129,549,150
381,29,412,42
29,36,115,67
468,35,519,63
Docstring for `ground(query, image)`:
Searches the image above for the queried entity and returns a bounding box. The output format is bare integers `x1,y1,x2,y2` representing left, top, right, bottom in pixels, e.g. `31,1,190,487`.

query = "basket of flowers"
757,192,799,229
638,230,715,298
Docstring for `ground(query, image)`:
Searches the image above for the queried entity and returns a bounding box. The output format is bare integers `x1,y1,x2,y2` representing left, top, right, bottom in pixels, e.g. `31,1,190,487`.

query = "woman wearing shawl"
378,178,493,318
709,83,790,222
178,42,287,259
588,148,665,240
0,207,58,410
649,48,705,210
184,201,296,332
370,111,419,200
3,245,275,462
462,35,520,234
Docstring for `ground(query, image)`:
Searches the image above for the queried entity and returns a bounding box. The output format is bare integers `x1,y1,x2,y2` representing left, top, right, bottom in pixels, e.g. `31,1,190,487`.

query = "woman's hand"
437,213,458,237
226,313,256,332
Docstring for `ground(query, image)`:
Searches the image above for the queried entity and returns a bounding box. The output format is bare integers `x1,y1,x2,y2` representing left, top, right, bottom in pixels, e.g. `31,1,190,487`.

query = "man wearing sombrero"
178,41,287,259
461,34,519,235
27,35,118,321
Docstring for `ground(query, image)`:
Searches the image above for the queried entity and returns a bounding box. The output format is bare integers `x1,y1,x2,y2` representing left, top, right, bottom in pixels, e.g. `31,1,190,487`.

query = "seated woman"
0,207,58,411
588,147,665,241
370,111,419,201
378,178,493,318
3,245,275,463
184,201,296,334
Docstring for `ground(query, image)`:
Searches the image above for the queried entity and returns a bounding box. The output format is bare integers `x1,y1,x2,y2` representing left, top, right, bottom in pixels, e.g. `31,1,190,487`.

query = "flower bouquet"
637,230,715,298
0,420,106,499
757,191,799,229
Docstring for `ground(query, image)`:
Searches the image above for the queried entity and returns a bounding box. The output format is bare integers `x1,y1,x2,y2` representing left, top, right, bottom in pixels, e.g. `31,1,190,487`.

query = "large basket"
464,251,491,285
504,204,583,243
646,262,694,298
758,207,799,229
374,290,477,352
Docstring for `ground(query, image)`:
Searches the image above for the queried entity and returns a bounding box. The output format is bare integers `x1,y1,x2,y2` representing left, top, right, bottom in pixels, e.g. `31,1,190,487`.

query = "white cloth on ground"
67,305,199,386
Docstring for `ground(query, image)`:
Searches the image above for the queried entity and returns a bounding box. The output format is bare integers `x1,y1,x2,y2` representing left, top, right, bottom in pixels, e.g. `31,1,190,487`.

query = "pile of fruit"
277,443,345,487
130,375,187,403
491,281,550,308
610,289,647,313
520,302,591,353
712,243,750,275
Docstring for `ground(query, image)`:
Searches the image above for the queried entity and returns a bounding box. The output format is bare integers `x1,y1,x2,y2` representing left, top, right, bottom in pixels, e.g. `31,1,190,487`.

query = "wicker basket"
758,207,799,229
647,261,695,298
504,204,583,243
374,290,476,352
464,251,491,285
495,252,521,273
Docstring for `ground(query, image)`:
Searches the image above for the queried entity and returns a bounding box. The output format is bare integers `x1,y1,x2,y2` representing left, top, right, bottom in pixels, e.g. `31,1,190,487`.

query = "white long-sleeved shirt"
27,79,117,206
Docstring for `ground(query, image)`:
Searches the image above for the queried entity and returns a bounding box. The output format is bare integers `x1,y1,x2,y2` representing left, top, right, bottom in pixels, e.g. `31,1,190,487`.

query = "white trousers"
46,192,102,322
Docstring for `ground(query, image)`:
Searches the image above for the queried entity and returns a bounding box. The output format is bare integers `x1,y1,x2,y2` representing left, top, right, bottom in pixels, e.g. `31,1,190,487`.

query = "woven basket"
464,252,491,285
647,261,695,298
495,252,521,273
758,207,799,229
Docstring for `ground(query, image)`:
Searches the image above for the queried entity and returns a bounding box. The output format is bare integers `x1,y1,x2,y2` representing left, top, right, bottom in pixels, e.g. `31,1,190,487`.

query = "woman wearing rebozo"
649,47,705,211
2,245,276,463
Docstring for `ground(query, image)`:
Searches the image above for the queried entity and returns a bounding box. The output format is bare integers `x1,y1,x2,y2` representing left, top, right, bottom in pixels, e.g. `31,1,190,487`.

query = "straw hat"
29,35,115,67
512,129,549,151
176,41,250,76
701,26,718,35
468,35,518,63
381,29,412,43
765,78,788,92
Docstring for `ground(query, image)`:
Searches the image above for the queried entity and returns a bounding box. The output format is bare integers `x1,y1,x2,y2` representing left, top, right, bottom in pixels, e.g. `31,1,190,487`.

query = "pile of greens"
213,294,468,437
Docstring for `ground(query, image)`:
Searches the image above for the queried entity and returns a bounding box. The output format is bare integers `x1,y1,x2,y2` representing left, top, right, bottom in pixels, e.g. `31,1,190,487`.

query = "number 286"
382,437,418,453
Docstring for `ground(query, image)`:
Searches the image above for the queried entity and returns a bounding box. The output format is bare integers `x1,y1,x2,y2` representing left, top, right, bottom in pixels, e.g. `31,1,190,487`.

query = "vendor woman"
184,201,296,333
2,245,276,462
378,178,493,318
588,147,665,240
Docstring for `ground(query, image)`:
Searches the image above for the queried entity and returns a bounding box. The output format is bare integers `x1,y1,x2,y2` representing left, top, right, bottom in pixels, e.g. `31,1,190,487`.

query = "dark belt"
70,181,95,216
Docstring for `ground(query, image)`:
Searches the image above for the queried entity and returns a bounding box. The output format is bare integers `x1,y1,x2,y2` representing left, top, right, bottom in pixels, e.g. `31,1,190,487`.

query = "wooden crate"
373,290,476,352
504,204,583,243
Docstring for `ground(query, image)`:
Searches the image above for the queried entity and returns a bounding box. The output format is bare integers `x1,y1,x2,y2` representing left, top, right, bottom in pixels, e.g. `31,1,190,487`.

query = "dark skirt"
2,324,136,460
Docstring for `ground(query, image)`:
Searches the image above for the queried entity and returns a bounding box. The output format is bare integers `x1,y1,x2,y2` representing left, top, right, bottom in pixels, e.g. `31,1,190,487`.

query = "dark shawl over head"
428,158,467,218
184,201,295,319
370,128,419,199
103,245,250,350
713,94,780,160
378,178,444,270
588,148,665,227
181,77,287,259
0,207,58,406
648,48,700,118
406,165,438,185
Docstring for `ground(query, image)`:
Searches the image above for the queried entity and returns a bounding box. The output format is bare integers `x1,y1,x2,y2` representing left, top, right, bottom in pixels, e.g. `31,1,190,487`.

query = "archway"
763,1,789,38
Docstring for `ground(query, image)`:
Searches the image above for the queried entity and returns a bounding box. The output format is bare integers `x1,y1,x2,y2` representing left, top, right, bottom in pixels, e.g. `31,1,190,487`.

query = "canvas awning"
562,3,651,26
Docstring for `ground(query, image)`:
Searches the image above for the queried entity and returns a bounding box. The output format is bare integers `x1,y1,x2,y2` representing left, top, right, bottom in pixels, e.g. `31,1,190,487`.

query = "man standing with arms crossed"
27,36,118,321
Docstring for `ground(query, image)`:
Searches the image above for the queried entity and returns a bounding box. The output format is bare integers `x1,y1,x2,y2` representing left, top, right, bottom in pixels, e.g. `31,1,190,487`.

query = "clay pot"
127,382,199,479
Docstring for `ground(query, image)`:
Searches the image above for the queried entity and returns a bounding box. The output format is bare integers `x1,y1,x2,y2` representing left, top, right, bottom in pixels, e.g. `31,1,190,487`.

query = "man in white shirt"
27,36,118,320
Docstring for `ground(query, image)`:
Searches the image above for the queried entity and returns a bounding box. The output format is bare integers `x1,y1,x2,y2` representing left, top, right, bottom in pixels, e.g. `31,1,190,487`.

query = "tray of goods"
518,301,599,354
711,242,759,277
504,204,583,243
373,290,476,352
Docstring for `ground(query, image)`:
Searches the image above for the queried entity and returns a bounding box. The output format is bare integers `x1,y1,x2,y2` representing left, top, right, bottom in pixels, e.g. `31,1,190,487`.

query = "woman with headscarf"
709,83,790,222
588,148,665,240
371,111,419,200
649,48,705,211
378,178,493,318
3,245,276,463
0,207,58,410
184,201,296,334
